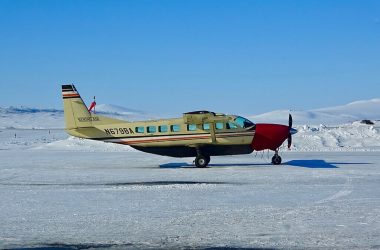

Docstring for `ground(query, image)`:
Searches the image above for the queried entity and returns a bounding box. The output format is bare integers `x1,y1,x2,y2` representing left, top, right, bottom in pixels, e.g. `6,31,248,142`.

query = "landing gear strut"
194,149,210,168
271,150,282,165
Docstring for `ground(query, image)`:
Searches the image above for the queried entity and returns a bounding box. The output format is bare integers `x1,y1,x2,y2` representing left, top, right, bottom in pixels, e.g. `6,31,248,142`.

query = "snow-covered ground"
1,98,380,249
0,128,380,249
1,148,379,249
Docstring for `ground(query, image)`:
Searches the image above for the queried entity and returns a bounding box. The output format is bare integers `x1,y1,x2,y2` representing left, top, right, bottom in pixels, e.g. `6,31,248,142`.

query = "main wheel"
195,155,209,168
271,155,282,165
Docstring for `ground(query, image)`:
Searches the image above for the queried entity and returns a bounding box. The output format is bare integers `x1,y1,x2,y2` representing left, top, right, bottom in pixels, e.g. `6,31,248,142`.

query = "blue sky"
0,0,379,116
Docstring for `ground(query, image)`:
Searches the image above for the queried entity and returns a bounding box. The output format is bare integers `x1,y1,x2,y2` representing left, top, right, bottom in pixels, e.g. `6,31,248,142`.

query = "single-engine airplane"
62,85,297,167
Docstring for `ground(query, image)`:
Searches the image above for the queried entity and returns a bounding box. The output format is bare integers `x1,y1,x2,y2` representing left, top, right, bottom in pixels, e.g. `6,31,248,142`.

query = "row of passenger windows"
135,125,180,133
134,123,238,134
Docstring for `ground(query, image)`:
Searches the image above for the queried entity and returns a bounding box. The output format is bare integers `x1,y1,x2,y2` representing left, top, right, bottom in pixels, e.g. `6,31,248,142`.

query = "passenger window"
203,123,210,130
171,124,181,132
159,125,168,133
226,122,238,129
135,126,144,133
215,122,224,130
187,124,197,131
147,126,156,133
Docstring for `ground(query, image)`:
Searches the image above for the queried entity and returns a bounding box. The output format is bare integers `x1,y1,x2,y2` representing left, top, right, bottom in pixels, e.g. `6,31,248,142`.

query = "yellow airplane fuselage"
62,84,295,167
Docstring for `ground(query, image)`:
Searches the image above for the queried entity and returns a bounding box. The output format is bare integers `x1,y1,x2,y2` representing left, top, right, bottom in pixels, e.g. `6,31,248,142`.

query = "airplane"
62,84,297,168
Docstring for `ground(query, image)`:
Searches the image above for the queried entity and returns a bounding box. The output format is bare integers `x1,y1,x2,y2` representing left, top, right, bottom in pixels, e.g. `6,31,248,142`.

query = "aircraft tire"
271,155,282,165
195,155,208,168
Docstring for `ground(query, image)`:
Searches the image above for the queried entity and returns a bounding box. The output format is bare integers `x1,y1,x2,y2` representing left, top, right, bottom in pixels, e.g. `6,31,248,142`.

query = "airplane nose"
290,128,298,135
251,124,290,151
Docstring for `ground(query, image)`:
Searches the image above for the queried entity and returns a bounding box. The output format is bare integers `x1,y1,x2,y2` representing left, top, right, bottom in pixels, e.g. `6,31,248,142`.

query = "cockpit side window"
226,122,238,129
234,117,255,128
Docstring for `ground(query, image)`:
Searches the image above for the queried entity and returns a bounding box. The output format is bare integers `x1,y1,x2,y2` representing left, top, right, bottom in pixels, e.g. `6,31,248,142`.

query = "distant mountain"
95,104,157,121
314,99,380,119
95,104,145,116
0,106,63,114
0,105,153,129
250,98,380,125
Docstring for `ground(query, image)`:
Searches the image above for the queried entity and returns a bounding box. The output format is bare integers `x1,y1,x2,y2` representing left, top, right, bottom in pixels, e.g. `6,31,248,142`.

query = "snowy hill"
0,105,153,129
95,104,145,116
250,98,380,125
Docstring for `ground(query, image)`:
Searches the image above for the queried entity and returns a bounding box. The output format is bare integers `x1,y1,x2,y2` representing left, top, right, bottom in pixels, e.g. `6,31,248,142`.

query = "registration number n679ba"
104,128,134,135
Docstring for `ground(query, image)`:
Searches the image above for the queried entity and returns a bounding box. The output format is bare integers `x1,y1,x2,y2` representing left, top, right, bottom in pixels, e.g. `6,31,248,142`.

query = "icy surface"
0,148,379,249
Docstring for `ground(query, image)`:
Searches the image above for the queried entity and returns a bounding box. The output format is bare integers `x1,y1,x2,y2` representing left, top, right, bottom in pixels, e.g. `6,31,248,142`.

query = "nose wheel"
194,154,210,168
271,150,282,165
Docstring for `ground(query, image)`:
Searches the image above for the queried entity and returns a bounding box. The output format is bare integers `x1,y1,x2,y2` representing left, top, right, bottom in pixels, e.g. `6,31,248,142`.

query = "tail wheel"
271,155,282,165
195,155,209,168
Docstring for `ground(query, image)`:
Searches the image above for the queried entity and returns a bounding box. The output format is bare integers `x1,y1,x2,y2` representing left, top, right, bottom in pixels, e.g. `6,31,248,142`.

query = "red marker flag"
88,96,96,113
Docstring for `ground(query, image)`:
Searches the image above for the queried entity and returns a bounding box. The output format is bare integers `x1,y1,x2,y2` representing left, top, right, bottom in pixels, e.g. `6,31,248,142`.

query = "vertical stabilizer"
62,84,93,129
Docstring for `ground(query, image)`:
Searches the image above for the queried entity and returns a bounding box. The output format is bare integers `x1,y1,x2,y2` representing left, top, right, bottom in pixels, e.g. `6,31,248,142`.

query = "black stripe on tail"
62,85,77,92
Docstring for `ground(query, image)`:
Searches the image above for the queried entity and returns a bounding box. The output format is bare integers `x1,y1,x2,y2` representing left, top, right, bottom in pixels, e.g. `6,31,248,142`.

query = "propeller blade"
288,134,292,149
288,114,293,149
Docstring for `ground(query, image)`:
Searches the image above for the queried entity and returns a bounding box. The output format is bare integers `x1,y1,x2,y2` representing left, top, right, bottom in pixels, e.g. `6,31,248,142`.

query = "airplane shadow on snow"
160,160,372,169
285,160,371,169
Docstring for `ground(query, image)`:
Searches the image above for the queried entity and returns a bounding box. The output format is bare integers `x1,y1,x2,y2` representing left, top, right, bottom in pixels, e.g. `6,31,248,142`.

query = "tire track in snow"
315,174,353,204
280,173,353,230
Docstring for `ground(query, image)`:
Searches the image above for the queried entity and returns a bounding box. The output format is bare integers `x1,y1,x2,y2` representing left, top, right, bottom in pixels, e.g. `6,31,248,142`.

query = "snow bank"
0,129,67,150
290,121,380,151
34,136,137,152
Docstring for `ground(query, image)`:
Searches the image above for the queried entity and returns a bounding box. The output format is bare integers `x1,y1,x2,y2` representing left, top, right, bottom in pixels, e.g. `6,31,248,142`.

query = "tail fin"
62,84,93,129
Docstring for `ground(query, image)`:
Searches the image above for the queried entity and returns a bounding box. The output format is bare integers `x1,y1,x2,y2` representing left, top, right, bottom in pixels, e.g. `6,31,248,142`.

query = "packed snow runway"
0,133,380,249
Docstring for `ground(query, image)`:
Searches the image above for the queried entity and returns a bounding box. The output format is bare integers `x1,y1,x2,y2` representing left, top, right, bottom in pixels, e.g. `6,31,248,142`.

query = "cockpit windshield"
234,116,255,128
